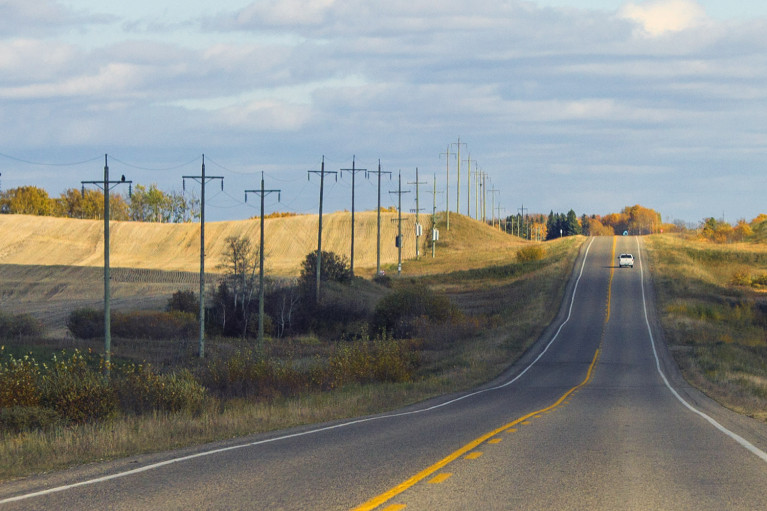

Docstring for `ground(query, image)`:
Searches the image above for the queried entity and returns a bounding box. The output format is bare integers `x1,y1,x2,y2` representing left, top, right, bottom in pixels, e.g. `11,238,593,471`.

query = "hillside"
0,211,420,275
0,212,530,329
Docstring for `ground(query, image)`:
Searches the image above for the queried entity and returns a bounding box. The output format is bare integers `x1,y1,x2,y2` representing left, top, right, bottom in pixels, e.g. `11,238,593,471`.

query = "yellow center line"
351,347,602,511
428,473,452,484
353,237,616,511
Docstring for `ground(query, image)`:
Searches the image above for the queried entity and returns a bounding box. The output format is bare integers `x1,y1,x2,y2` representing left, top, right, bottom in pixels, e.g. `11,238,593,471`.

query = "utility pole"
367,160,391,276
426,173,443,258
497,207,507,232
451,138,466,216
81,154,132,374
408,168,427,259
389,171,410,276
341,156,366,278
244,172,280,350
308,156,337,303
474,165,480,221
518,204,528,240
463,153,475,218
482,172,488,222
489,187,500,228
183,155,223,359
439,146,452,230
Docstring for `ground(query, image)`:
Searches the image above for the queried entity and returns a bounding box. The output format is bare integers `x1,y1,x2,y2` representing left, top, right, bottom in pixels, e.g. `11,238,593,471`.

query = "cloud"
619,0,708,36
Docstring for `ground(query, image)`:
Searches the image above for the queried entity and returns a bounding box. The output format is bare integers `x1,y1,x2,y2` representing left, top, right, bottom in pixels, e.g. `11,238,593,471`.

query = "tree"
0,186,54,215
209,236,261,338
299,251,352,288
565,209,581,236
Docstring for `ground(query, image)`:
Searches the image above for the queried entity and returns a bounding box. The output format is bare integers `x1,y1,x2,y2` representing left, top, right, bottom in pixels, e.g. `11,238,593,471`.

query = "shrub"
0,351,41,408
516,245,545,262
0,406,61,433
166,290,199,315
38,350,117,424
299,250,352,287
116,365,207,415
0,311,44,339
326,335,418,388
112,310,197,340
203,349,307,399
67,308,197,340
372,286,458,338
67,308,103,339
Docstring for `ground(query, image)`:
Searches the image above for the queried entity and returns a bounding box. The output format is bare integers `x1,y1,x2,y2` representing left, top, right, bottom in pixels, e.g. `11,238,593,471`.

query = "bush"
203,349,307,399
516,245,545,262
67,308,197,340
0,351,41,408
0,311,44,339
372,286,459,338
112,310,197,340
166,290,199,315
0,406,61,433
116,365,207,415
38,350,117,424
67,308,103,339
326,335,418,388
299,250,352,288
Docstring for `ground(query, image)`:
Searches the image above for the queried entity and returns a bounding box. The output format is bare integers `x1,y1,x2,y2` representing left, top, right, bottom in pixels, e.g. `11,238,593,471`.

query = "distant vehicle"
619,253,634,268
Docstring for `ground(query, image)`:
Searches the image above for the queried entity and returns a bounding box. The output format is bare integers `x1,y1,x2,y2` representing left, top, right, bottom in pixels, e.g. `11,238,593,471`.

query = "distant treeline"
0,184,199,222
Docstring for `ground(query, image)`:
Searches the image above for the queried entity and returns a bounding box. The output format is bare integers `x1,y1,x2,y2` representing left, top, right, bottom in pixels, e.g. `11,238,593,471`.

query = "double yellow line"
354,238,617,511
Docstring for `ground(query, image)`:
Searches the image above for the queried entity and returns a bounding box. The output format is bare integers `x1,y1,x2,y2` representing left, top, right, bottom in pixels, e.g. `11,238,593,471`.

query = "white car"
619,253,634,268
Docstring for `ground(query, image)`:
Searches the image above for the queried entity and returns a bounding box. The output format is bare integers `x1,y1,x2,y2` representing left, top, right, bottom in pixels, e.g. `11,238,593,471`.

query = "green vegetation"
645,235,767,422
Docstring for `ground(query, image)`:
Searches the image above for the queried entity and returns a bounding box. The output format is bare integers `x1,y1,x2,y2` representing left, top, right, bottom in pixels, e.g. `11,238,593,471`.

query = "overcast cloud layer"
1,0,765,223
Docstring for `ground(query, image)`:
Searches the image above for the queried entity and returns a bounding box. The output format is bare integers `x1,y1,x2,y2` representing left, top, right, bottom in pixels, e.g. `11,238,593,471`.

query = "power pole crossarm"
244,172,280,350
340,156,366,278
81,154,132,374
308,156,337,303
389,171,411,276
182,154,224,359
367,161,391,276
407,168,427,260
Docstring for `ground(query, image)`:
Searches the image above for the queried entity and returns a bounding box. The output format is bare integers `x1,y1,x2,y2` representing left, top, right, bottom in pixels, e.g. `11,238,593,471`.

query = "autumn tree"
0,186,54,215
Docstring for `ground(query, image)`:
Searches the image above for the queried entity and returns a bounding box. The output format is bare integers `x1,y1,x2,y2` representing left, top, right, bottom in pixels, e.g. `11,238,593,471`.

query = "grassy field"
0,211,584,479
644,235,767,422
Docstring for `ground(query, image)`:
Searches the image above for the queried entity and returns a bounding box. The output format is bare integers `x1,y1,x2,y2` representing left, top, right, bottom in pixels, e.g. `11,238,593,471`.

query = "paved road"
2,236,767,510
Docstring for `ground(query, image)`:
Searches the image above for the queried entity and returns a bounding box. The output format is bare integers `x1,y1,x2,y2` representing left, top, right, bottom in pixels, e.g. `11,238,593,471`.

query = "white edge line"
636,237,767,464
1,238,597,505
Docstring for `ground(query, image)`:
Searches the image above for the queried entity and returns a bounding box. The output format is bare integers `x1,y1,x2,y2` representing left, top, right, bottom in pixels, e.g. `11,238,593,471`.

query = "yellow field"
0,211,421,276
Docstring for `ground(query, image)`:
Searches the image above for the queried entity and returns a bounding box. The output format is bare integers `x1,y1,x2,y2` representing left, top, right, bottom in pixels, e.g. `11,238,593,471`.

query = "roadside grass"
645,235,767,421
0,229,584,480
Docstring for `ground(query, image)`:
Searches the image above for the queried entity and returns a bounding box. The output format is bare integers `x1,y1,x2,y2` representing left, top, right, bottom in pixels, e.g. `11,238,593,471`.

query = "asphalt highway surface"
2,236,767,510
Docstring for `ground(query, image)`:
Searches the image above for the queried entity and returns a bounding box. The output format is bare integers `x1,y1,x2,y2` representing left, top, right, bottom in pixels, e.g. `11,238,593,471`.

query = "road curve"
2,236,767,510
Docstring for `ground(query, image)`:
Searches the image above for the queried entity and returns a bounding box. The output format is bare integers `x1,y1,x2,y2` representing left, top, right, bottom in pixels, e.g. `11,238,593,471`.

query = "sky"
1,0,766,224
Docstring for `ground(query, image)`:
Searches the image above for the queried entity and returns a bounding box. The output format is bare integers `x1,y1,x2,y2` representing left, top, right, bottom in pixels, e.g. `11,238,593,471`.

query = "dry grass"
0,211,417,277
0,211,585,479
645,234,767,422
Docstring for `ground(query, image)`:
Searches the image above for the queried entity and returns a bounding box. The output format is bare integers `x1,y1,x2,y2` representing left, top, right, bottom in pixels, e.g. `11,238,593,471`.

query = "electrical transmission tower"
182,155,224,359
308,156,337,303
341,156,366,278
81,154,132,374
244,172,280,350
